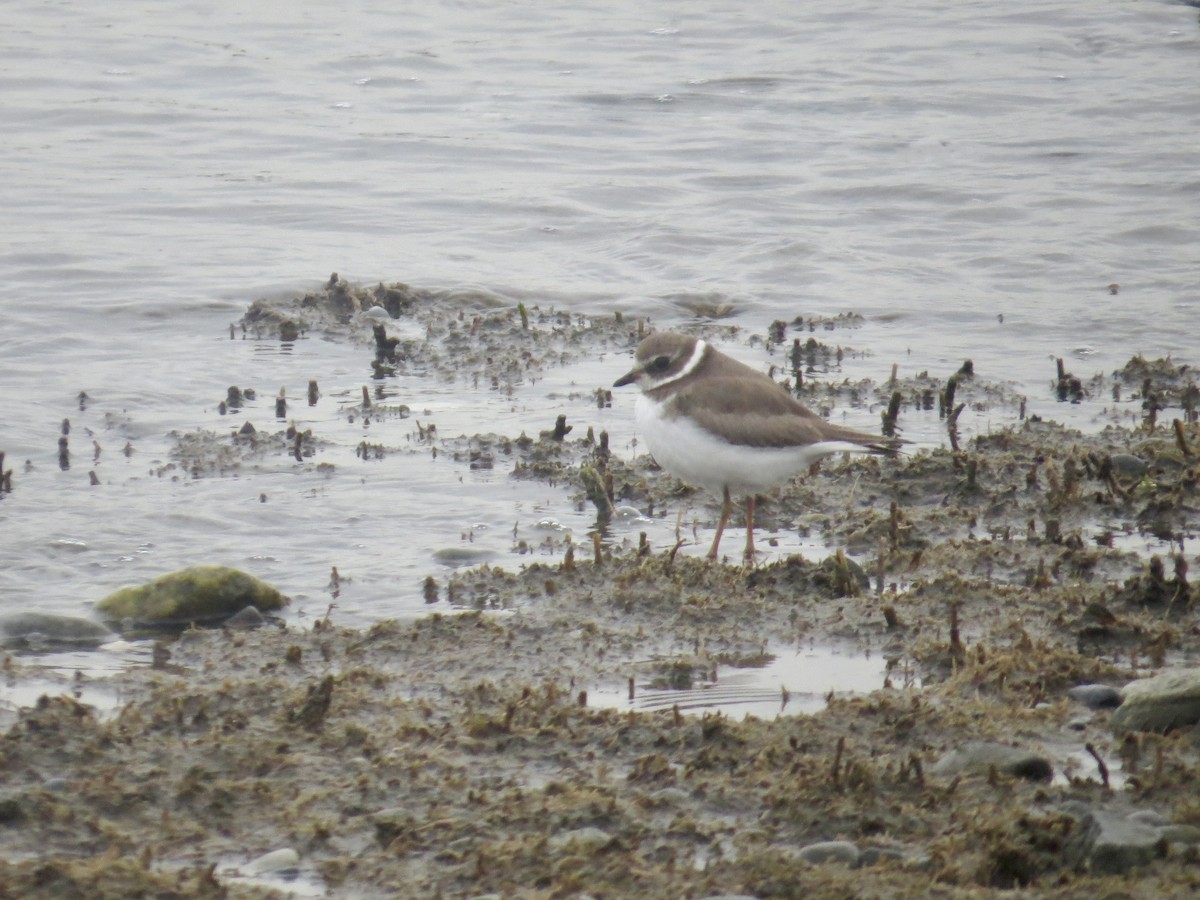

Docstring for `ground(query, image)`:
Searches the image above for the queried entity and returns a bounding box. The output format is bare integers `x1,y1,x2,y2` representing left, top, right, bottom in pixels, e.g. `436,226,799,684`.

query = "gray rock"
1158,824,1200,845
1067,683,1122,710
224,605,268,631
0,612,115,649
1111,668,1200,734
1127,809,1170,827
1109,454,1149,480
930,741,1053,782
797,840,860,866
1065,811,1166,874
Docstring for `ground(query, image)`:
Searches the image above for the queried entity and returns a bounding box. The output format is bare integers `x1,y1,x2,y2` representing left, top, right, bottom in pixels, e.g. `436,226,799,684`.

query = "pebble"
1067,683,1122,710
1127,809,1170,827
1158,824,1200,844
1110,668,1200,734
1108,453,1149,479
244,847,300,876
930,741,1053,782
549,827,614,852
796,840,860,867
613,505,651,522
1097,809,1200,848
0,612,115,649
647,787,692,807
224,605,267,630
1064,811,1165,875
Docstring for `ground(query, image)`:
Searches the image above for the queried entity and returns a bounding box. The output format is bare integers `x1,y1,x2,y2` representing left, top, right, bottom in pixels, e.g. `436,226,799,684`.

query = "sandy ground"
3,280,1200,898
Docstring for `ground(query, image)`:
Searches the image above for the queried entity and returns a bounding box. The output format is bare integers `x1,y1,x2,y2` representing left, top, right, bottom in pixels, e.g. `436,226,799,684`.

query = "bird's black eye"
649,355,671,373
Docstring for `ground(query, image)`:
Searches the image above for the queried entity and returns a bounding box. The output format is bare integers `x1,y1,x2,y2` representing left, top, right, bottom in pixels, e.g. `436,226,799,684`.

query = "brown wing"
671,376,894,450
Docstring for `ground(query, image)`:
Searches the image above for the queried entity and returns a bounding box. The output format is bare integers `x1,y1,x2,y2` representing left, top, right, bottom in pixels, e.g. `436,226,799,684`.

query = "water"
592,643,920,720
1,1,1198,642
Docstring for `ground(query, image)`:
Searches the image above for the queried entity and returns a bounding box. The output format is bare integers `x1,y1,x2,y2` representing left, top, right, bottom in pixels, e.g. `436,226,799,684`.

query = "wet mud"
3,278,1200,897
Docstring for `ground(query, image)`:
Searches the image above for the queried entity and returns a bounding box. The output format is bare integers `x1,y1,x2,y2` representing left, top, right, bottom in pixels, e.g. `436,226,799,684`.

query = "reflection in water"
592,645,920,719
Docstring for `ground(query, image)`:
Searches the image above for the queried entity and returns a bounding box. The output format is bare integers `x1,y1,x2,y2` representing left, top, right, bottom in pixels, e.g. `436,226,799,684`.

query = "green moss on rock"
96,565,287,629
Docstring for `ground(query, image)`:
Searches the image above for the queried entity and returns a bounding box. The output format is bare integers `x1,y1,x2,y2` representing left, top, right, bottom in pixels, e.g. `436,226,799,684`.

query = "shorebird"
614,331,901,560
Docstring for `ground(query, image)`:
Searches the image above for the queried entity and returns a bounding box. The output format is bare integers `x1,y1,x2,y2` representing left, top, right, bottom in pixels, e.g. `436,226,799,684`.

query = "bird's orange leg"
708,486,733,559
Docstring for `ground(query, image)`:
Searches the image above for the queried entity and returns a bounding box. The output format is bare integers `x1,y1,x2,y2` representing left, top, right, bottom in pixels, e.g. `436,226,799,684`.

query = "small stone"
549,827,614,852
1064,811,1166,875
1127,809,1170,827
930,741,1053,782
0,612,116,649
1158,824,1200,845
1111,668,1200,734
1109,453,1148,479
647,787,692,807
243,847,300,875
224,605,268,631
1068,683,1122,710
797,840,860,866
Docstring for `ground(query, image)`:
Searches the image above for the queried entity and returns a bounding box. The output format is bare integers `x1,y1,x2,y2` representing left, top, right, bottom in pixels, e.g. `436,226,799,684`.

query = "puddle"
1098,526,1198,558
1055,744,1129,791
0,675,124,726
591,645,920,719
0,640,154,726
216,853,328,898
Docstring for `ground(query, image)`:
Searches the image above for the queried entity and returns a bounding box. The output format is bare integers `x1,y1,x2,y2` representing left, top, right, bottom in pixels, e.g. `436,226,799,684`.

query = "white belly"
634,394,859,496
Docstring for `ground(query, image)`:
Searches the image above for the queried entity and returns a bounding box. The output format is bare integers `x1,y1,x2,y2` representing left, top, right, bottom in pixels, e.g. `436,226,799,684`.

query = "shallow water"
592,643,920,720
1,1,1198,644
0,642,147,727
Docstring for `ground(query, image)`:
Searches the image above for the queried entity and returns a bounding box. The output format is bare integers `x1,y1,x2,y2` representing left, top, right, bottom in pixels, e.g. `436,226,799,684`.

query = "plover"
614,331,901,560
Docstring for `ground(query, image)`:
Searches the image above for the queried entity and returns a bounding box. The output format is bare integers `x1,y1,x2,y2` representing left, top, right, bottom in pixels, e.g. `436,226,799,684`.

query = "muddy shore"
3,280,1200,898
